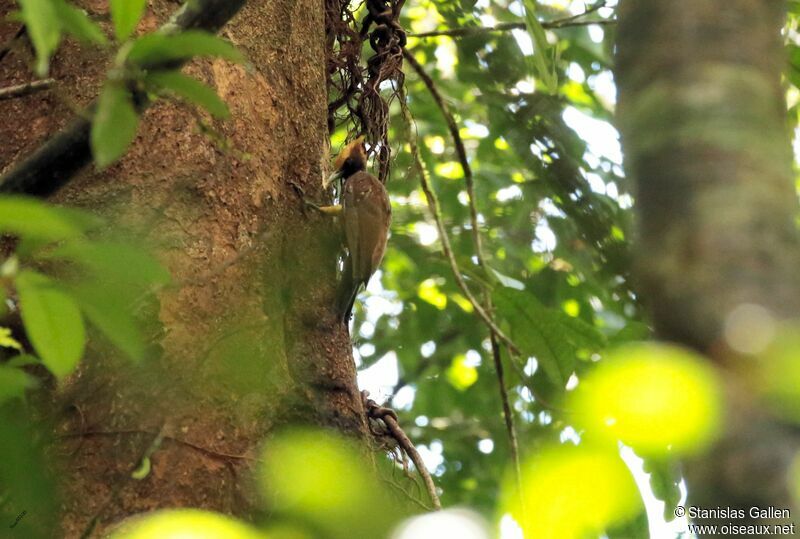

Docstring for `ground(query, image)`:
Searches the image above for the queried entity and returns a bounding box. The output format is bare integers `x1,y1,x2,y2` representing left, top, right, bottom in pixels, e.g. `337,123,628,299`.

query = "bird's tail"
336,255,361,324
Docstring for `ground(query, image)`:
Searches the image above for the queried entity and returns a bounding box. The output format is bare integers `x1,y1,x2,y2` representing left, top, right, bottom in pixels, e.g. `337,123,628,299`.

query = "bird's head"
325,136,367,188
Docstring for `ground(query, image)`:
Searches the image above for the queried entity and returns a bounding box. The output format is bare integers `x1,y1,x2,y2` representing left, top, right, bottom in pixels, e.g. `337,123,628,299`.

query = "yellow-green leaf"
15,271,85,379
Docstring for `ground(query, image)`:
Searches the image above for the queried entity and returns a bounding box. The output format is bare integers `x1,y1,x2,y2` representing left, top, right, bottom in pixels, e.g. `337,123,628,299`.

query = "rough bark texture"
1,1,367,536
616,0,800,532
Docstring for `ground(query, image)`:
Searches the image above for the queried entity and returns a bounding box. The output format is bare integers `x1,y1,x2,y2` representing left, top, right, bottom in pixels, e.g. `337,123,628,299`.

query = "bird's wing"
343,172,391,283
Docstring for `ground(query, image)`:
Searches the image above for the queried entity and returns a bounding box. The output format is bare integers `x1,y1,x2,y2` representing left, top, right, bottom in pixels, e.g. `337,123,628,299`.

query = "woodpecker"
323,136,391,323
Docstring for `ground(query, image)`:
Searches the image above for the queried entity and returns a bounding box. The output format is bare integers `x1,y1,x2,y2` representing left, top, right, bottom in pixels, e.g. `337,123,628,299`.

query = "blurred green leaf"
91,82,139,169
53,0,107,45
17,0,60,75
126,31,246,66
15,271,85,379
146,70,230,118
0,196,85,241
41,241,170,288
70,284,145,362
0,366,36,404
110,509,265,538
5,354,40,368
109,0,146,41
642,458,682,522
0,407,59,538
521,0,558,93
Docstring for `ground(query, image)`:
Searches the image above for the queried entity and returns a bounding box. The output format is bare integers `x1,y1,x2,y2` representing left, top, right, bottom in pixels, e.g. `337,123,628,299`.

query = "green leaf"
521,0,558,94
0,366,36,405
146,70,230,118
41,241,170,287
126,30,246,66
52,0,107,45
91,82,139,169
494,287,605,386
15,271,85,379
17,0,61,75
0,196,84,240
6,354,40,368
489,266,525,290
70,284,146,362
642,458,682,522
109,0,147,41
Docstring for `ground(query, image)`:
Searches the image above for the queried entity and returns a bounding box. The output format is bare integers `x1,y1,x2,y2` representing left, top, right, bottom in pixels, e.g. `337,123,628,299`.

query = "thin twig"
411,20,614,39
404,119,520,355
0,26,27,64
403,53,524,505
411,3,614,39
490,333,524,499
380,477,433,511
0,79,56,101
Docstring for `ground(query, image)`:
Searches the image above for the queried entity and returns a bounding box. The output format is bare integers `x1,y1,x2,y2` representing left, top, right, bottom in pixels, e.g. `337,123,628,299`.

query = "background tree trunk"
1,1,367,536
616,0,800,530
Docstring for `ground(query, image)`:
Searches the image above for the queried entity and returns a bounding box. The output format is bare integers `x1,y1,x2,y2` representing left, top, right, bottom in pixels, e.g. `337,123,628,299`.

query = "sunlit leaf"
418,278,447,309
259,429,398,538
503,445,641,539
446,354,478,390
0,327,22,351
15,271,85,379
570,343,723,456
110,509,265,539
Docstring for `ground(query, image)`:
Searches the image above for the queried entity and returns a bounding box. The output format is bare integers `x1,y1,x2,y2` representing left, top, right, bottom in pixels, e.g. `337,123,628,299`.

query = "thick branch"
0,0,247,197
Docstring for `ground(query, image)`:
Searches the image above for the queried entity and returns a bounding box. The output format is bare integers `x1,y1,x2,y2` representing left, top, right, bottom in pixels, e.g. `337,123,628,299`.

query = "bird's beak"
324,169,343,190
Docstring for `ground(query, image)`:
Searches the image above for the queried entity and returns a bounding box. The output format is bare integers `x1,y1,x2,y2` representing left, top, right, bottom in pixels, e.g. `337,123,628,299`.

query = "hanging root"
362,391,442,510
325,0,406,184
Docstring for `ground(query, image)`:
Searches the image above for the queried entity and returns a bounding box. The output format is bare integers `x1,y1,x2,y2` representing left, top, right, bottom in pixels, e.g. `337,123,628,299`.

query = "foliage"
0,197,168,386
14,0,244,168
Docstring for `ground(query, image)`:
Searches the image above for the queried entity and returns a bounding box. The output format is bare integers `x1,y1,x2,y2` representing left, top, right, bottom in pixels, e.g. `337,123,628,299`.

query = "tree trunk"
1,1,367,536
616,0,800,531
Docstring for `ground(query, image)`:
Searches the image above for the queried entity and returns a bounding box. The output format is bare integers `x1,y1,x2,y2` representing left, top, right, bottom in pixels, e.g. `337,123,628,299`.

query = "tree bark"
1,1,367,536
616,0,800,531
